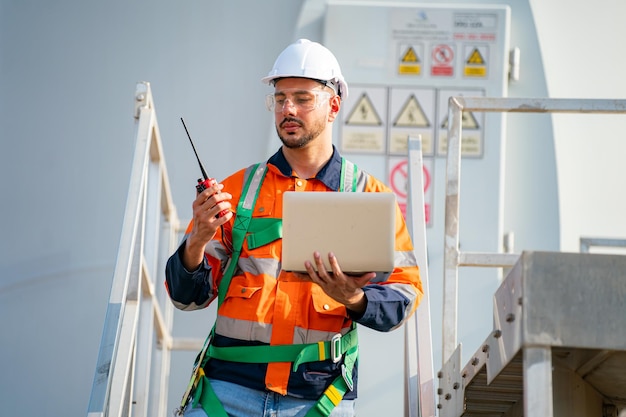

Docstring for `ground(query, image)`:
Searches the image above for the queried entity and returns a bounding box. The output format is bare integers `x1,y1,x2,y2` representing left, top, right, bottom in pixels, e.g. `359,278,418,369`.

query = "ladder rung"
171,337,205,351
458,252,519,267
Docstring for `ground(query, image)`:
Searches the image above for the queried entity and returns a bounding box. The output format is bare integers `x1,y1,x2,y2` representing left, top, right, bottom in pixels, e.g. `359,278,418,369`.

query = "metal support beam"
524,347,554,417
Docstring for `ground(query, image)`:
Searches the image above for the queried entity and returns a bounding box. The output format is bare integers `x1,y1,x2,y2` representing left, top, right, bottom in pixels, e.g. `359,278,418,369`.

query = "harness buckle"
331,333,342,363
341,364,354,391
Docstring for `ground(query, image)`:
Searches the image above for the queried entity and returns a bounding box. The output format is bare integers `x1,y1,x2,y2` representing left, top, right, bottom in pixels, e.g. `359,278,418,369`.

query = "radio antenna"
180,117,209,181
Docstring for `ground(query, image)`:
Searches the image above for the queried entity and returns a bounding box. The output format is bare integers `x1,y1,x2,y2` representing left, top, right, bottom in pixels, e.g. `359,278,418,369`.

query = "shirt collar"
267,146,342,191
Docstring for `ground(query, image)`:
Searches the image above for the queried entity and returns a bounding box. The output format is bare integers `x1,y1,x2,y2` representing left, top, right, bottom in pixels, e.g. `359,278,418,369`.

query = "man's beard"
277,117,325,149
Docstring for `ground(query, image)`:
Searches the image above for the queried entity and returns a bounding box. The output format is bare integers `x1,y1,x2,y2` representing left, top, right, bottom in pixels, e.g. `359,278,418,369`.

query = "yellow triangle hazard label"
401,47,419,63
466,48,485,65
440,112,480,129
345,93,383,126
393,94,430,128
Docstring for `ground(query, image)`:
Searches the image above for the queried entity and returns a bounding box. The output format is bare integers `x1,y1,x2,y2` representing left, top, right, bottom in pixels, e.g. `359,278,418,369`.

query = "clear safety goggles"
265,88,332,113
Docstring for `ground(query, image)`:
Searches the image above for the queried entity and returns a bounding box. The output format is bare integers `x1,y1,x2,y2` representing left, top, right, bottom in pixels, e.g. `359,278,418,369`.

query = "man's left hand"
300,251,375,314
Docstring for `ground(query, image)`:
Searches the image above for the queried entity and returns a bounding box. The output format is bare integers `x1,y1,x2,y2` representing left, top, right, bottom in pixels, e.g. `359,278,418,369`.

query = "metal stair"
437,97,626,417
439,251,626,417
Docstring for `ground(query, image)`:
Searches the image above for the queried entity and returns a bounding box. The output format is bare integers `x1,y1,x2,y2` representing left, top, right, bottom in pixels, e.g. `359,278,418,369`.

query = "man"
166,39,423,417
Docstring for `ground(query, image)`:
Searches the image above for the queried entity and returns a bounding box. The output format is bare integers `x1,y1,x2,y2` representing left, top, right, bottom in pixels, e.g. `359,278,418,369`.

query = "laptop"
281,191,397,274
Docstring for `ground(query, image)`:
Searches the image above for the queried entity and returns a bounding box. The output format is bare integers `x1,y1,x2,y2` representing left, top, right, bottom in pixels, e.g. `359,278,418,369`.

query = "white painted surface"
1,1,625,416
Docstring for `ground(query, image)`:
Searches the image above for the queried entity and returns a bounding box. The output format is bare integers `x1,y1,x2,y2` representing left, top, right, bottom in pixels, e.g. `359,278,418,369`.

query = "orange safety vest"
175,154,422,414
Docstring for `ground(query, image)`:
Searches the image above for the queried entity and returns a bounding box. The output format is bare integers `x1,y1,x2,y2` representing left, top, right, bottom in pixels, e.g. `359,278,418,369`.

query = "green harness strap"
208,326,358,371
245,217,283,250
194,158,361,417
217,163,268,306
339,159,357,193
309,340,359,416
188,162,267,416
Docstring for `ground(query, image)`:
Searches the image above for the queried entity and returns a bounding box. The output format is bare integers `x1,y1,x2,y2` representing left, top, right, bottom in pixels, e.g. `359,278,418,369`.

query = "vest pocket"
226,282,262,299
310,285,346,317
219,275,268,324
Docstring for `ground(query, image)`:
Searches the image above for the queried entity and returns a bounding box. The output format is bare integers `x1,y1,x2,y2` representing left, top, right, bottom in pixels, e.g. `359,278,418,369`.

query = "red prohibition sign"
390,160,431,199
432,44,454,65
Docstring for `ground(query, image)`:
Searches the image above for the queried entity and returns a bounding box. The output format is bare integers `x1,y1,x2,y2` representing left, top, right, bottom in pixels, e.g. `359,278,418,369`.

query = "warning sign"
393,95,430,128
436,88,485,157
388,87,436,155
463,46,488,77
402,47,419,63
387,156,433,226
390,159,409,200
398,44,422,75
340,86,387,153
466,48,485,64
345,93,383,126
431,44,455,77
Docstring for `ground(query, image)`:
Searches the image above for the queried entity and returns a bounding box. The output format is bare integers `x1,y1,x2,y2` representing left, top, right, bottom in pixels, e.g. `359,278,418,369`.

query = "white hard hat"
261,39,348,99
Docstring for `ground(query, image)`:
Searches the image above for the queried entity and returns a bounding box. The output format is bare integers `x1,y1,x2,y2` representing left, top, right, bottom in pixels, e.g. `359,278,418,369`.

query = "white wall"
0,1,303,416
530,0,626,251
1,1,625,417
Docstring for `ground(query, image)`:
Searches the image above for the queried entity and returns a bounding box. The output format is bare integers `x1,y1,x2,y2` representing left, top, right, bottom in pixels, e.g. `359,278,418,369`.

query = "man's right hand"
182,182,233,270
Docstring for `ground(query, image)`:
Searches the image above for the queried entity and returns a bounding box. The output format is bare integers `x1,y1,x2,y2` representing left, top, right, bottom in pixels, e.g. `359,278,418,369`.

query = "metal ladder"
87,81,183,417
86,82,437,417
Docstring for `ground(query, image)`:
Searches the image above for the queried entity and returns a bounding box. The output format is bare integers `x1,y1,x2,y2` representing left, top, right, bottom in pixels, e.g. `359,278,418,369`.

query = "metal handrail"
580,237,626,253
405,137,436,417
442,97,626,362
87,82,181,417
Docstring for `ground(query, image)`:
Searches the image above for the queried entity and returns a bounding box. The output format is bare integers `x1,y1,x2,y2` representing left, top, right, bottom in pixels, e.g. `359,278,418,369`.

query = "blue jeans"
184,378,355,417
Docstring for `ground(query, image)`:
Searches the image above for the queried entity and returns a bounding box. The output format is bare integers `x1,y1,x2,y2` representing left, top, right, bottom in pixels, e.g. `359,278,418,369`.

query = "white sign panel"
388,87,436,156
341,86,387,153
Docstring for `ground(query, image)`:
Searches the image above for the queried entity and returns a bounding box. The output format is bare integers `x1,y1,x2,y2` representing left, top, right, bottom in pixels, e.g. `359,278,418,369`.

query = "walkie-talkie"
181,117,228,217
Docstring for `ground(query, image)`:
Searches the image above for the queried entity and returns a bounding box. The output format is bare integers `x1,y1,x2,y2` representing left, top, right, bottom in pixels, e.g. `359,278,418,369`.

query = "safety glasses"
265,88,332,113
